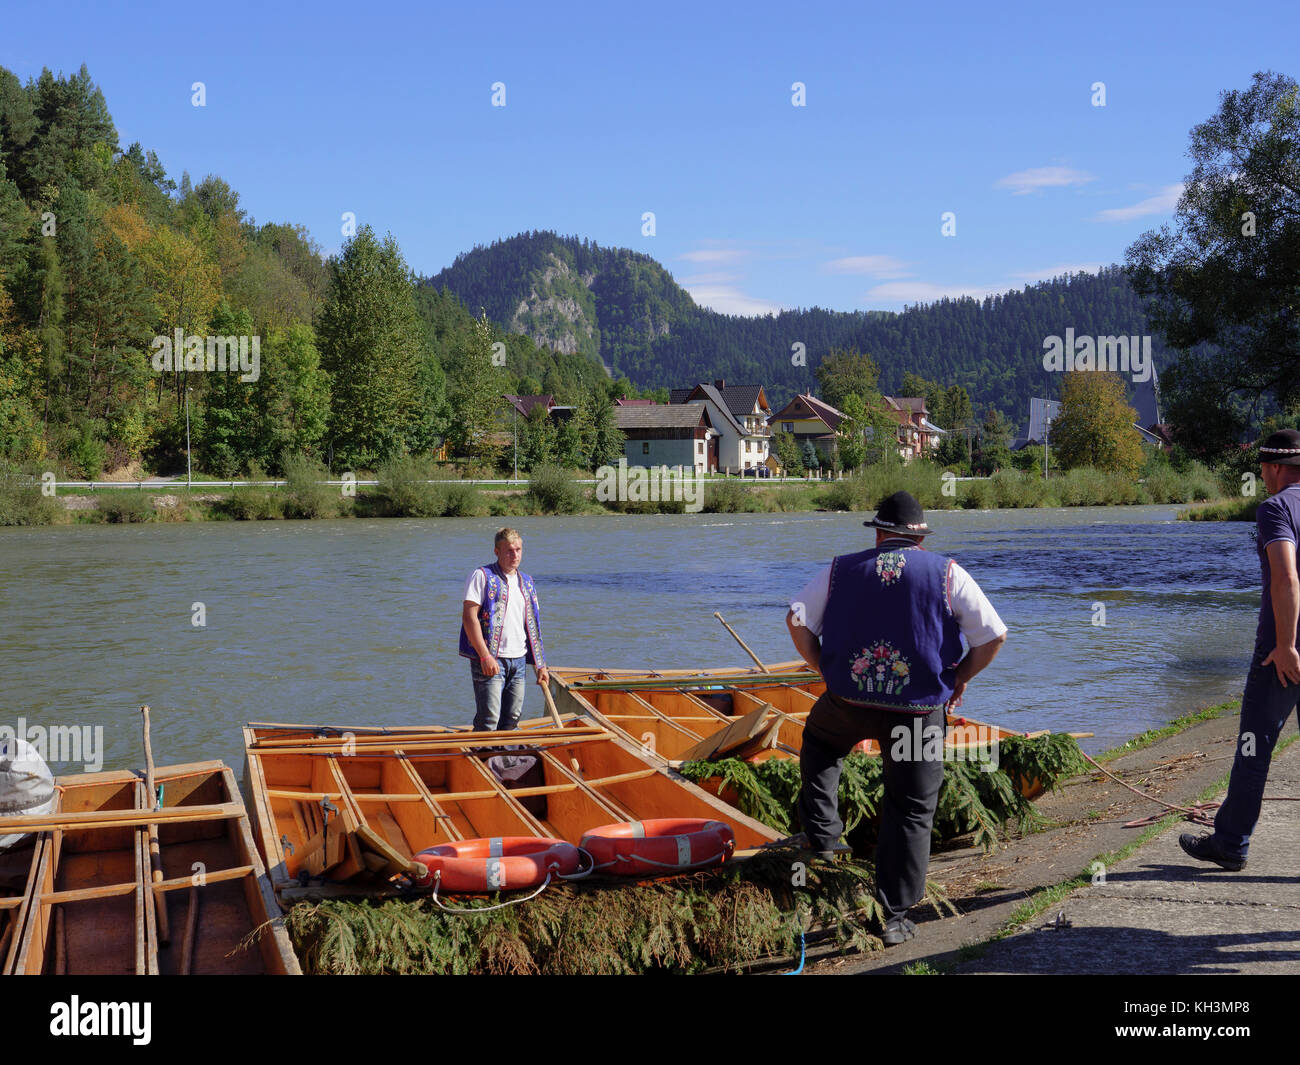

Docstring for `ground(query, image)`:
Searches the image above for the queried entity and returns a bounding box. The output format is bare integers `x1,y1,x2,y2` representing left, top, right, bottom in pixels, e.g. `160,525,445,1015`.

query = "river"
0,506,1260,773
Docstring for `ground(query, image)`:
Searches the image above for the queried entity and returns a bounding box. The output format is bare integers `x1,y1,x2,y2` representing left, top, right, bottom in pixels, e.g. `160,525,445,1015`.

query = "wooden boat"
3,760,299,975
242,719,783,901
0,837,44,974
548,660,1081,796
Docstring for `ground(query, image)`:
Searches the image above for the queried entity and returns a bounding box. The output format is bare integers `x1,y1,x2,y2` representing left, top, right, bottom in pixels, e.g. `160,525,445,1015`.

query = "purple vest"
821,543,963,712
458,563,546,666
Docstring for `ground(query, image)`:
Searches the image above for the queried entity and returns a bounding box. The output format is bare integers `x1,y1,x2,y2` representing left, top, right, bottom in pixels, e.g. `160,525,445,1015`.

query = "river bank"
0,461,1241,525
805,696,1278,975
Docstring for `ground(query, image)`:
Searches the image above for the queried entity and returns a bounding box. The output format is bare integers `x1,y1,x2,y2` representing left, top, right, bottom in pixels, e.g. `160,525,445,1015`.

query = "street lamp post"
185,386,192,490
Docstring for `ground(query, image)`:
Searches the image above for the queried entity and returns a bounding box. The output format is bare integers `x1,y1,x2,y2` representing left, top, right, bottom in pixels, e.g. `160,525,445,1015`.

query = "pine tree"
317,226,426,470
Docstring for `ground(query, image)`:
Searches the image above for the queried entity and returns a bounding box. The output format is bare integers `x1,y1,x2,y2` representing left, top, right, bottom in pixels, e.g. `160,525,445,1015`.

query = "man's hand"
946,680,967,709
478,654,500,679
536,665,550,687
1263,645,1300,687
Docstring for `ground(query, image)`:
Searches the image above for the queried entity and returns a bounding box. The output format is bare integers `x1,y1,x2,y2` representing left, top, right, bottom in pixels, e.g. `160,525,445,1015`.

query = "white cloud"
864,281,999,305
1010,263,1104,283
995,166,1096,195
679,248,752,265
823,255,912,278
1094,184,1184,222
684,282,787,316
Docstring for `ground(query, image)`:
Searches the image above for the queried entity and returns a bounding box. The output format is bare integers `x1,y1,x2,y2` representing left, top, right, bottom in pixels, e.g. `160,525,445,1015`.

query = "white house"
669,380,771,473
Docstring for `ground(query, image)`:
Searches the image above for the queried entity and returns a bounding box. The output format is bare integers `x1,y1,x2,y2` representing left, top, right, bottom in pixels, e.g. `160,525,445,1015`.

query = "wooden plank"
0,803,243,835
676,702,776,762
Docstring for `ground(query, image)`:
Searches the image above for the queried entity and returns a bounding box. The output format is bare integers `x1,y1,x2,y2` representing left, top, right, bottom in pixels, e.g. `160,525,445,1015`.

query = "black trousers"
796,691,946,921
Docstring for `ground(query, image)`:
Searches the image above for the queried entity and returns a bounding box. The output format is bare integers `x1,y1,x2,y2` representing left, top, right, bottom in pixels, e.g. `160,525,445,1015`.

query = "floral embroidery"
875,550,907,586
849,643,912,695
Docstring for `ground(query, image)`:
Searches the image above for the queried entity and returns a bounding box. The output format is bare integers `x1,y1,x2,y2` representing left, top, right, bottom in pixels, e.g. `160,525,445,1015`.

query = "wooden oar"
140,706,171,944
713,612,771,673
540,673,583,776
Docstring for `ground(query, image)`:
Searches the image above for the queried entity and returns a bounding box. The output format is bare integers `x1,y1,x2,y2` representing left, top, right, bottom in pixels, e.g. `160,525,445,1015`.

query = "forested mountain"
427,233,1173,430
0,65,619,476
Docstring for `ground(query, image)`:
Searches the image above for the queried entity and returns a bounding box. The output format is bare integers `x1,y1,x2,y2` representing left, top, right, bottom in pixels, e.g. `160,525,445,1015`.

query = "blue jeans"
470,656,527,731
1213,652,1300,858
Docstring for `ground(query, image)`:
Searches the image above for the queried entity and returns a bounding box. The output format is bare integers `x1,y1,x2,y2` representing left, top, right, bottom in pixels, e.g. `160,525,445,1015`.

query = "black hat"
864,490,932,536
1260,429,1300,467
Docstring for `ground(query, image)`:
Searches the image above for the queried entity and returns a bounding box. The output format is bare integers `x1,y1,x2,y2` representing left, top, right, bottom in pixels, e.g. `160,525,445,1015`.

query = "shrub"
377,456,485,517
527,464,582,514
0,468,63,526
97,491,153,523
282,453,341,519
703,479,759,514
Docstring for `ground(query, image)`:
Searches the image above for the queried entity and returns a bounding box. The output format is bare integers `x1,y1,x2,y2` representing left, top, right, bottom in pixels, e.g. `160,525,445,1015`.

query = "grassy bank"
0,460,1235,526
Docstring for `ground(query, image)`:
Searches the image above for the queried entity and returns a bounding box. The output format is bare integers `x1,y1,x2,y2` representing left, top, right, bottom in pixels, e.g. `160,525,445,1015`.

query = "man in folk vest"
460,527,548,731
786,491,1007,945
1182,428,1300,871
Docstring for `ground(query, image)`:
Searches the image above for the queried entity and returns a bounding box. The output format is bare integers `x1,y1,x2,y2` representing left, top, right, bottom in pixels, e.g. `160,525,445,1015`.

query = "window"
782,422,794,432
642,442,650,454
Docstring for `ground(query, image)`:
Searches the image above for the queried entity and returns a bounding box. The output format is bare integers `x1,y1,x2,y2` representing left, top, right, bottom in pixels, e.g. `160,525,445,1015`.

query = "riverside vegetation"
0,452,1245,526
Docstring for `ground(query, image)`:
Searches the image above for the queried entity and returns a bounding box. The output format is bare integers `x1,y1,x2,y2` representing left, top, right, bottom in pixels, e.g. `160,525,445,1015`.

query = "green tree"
973,408,1013,475
1126,72,1300,459
816,349,881,411
519,404,557,471
772,430,804,475
800,439,821,472
445,313,505,467
1051,371,1144,476
317,226,426,470
252,323,331,469
836,393,867,470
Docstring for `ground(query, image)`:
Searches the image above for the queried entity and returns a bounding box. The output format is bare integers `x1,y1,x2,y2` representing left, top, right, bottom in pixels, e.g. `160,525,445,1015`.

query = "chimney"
714,379,726,389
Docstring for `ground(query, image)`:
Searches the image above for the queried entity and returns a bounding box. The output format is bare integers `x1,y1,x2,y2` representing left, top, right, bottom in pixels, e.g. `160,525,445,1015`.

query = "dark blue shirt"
1255,483,1300,654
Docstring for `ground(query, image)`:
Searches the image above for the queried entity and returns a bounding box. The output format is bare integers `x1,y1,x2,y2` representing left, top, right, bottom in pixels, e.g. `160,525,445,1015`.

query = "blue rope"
782,929,806,975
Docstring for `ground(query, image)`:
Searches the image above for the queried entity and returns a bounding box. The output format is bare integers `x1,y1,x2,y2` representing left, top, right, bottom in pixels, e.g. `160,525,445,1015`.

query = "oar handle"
713,612,770,673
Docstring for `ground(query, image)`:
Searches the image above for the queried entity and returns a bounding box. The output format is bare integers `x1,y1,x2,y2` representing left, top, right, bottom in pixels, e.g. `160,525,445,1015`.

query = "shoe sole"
1179,837,1245,872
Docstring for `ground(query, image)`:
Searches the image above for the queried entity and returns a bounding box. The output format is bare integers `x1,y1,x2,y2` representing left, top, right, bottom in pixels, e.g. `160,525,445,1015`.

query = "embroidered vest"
458,563,546,666
821,544,963,712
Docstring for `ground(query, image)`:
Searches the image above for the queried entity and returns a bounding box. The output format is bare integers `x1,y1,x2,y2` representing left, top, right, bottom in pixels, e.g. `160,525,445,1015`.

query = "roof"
883,396,927,414
614,405,714,432
615,398,658,406
503,394,554,418
1024,398,1061,443
672,382,770,420
670,383,748,437
770,393,845,431
919,418,947,435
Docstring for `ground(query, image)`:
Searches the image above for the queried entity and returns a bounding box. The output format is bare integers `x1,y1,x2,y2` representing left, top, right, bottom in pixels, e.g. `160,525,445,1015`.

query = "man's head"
1259,429,1300,495
494,527,523,572
864,491,931,543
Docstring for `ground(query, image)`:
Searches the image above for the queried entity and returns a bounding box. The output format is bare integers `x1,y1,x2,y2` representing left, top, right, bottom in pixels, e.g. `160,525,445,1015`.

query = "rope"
782,929,806,976
1079,750,1217,827
556,847,596,880
428,870,554,914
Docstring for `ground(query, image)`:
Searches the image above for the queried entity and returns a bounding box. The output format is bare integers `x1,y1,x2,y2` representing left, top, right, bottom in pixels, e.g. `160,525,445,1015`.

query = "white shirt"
790,543,1006,648
464,568,528,658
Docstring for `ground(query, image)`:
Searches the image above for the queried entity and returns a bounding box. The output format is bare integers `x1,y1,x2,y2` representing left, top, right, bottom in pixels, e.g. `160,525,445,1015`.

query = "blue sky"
5,0,1295,315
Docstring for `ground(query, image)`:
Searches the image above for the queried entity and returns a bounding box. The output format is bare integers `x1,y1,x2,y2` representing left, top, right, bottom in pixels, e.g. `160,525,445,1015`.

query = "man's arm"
462,600,499,678
1264,539,1300,686
786,608,822,675
948,633,1005,708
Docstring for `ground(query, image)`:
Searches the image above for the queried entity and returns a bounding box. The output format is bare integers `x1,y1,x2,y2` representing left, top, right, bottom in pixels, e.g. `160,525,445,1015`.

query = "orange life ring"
579,819,734,876
413,837,581,892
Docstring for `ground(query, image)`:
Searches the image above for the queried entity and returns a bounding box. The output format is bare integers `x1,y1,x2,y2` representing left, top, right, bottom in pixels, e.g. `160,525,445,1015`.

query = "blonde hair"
495,527,522,547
